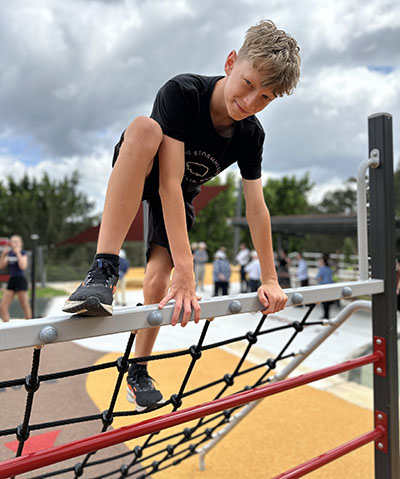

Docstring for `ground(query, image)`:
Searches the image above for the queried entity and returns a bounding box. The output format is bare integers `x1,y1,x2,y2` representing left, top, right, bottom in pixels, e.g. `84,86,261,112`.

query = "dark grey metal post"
368,112,400,478
30,234,39,318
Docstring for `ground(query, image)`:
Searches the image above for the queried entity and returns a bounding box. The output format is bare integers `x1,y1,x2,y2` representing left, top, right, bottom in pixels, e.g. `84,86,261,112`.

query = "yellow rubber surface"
124,263,240,289
86,347,373,478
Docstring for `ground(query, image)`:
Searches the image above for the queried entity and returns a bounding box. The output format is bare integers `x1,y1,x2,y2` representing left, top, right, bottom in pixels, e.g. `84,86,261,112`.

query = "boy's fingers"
192,299,201,323
171,299,182,326
158,291,174,309
181,298,192,327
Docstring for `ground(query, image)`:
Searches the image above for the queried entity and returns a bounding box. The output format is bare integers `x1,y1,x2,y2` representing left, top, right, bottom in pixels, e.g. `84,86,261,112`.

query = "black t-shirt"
150,73,265,192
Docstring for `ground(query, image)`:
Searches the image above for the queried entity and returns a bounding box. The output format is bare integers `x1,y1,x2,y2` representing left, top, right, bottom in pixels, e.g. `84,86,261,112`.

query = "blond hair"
238,19,300,97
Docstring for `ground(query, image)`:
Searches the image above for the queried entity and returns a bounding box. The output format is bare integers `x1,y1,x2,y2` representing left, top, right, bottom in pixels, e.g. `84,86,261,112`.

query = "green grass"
0,287,68,300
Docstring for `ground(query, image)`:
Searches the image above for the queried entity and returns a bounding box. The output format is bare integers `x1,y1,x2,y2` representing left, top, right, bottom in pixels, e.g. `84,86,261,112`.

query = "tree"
0,172,95,249
260,174,314,252
262,174,314,216
189,173,237,260
317,177,357,214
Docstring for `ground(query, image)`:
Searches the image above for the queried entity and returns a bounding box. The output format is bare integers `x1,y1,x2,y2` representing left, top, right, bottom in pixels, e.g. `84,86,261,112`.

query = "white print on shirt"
185,149,222,184
186,162,209,178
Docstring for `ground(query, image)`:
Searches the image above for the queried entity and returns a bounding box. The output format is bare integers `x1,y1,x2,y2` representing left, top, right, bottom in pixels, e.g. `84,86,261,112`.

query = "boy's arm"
242,178,287,314
157,134,201,326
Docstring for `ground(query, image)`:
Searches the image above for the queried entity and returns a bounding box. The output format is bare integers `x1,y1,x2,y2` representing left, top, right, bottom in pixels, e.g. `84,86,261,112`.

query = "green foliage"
342,237,356,266
261,173,314,252
189,173,237,260
263,174,314,216
317,177,357,214
0,287,68,300
0,172,95,249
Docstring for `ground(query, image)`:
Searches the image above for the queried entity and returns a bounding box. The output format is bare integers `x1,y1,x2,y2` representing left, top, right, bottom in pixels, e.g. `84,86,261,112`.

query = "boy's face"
223,51,277,121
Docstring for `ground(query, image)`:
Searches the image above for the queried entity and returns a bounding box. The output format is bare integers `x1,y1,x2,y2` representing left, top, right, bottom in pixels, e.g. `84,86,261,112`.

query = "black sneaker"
62,258,119,316
127,364,164,412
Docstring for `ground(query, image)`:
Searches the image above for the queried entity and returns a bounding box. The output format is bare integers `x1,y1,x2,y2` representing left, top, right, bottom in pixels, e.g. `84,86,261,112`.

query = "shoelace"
130,369,155,390
87,259,118,285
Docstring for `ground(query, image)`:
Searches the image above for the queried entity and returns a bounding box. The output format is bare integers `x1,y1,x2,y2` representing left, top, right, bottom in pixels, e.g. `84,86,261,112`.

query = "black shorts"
113,131,200,262
7,276,28,292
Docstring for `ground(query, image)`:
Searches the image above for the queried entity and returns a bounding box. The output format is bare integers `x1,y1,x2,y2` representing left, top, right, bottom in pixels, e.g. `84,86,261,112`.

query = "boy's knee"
125,116,163,149
144,271,170,298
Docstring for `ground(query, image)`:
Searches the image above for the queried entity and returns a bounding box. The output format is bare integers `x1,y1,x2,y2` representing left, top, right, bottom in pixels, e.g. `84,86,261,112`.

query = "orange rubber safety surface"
0,341,374,479
87,348,374,479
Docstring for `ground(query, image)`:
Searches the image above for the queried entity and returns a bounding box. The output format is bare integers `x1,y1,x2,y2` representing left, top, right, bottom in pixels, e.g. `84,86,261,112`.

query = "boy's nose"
243,93,258,111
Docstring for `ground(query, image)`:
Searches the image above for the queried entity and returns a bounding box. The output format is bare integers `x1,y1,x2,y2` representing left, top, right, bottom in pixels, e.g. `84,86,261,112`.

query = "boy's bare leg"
135,244,173,364
0,290,15,322
97,117,163,254
17,291,32,319
63,117,163,316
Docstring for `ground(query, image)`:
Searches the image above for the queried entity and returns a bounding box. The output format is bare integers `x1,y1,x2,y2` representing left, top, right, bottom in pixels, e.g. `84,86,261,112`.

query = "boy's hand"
257,280,288,315
158,267,201,327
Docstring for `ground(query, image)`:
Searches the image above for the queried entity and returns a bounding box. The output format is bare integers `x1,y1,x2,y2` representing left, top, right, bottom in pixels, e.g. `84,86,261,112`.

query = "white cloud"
0,0,399,216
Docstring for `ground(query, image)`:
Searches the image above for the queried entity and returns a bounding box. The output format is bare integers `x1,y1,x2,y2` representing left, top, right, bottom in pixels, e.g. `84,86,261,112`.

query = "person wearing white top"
235,243,250,293
296,252,309,287
244,250,261,292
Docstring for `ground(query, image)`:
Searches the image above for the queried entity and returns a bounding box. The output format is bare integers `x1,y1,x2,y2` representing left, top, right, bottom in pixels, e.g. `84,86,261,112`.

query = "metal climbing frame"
196,112,400,477
0,113,398,479
368,113,399,477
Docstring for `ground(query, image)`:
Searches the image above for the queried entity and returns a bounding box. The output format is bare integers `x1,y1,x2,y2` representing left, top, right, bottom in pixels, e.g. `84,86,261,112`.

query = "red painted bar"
272,426,385,479
0,351,381,479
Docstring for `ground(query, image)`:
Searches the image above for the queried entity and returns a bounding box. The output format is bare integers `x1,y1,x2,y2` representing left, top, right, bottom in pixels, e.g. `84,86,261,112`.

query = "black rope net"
0,304,322,479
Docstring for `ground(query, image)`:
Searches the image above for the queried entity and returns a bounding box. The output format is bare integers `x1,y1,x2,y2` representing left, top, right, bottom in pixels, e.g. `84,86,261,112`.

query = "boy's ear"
224,50,238,75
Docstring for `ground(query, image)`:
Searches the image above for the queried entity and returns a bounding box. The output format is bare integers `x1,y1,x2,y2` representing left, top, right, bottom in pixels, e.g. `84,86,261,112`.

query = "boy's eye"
262,95,270,101
244,79,252,86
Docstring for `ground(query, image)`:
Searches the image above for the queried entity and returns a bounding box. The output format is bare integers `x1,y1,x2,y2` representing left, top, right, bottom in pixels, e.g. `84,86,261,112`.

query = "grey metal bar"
368,112,400,478
198,300,372,468
356,152,380,280
0,280,383,352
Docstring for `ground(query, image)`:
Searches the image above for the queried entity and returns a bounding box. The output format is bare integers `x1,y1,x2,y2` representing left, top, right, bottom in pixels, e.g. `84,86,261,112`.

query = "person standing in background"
236,242,250,293
316,256,334,319
296,252,309,287
213,250,231,296
194,242,208,291
245,250,261,292
0,235,32,322
277,248,291,288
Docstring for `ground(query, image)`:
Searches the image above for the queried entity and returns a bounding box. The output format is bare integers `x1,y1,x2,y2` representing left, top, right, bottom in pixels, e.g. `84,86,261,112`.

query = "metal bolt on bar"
0,280,384,352
357,148,380,280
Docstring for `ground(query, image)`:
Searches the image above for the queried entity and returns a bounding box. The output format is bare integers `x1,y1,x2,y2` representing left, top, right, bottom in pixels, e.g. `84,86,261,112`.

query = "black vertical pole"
30,234,39,318
368,113,400,478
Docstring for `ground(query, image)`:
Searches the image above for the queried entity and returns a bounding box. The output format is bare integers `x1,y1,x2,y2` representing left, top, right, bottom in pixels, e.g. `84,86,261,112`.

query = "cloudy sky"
1,0,399,213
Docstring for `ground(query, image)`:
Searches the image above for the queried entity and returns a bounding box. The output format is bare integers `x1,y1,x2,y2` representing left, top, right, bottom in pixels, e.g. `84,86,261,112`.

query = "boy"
63,20,300,411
